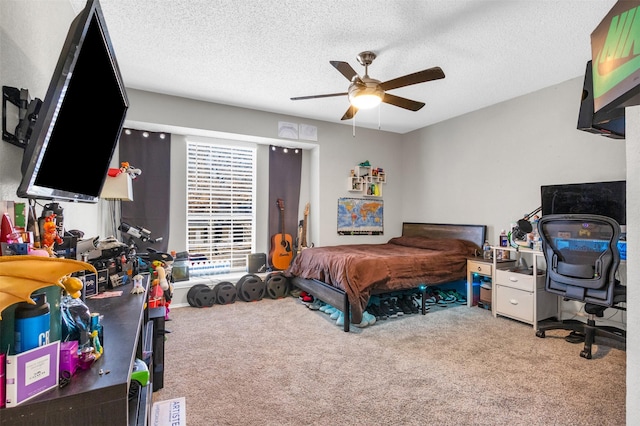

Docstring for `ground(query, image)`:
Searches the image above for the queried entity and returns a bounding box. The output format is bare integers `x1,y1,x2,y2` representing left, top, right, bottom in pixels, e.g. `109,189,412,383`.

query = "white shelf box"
348,176,363,192
347,164,385,196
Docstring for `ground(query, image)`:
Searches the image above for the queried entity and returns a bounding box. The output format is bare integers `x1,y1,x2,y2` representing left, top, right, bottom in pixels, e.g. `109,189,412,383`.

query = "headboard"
402,222,487,249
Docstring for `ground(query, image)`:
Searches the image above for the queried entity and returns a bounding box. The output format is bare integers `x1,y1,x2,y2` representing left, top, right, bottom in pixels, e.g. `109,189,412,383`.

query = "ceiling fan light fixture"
350,93,382,109
348,84,383,109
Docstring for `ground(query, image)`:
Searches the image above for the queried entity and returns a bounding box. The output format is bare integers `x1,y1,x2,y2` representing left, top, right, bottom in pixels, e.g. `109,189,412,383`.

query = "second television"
540,180,626,228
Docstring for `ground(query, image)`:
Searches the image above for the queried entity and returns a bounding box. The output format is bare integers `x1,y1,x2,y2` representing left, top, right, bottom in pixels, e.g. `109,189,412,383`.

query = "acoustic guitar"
270,198,293,270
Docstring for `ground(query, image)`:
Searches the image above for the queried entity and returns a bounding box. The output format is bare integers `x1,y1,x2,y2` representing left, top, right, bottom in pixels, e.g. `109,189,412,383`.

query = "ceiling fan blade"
330,61,360,82
291,92,347,101
382,93,425,111
380,66,445,91
341,105,358,120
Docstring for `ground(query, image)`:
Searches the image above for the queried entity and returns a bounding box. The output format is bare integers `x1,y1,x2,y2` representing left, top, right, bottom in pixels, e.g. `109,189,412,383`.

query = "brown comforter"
285,236,478,323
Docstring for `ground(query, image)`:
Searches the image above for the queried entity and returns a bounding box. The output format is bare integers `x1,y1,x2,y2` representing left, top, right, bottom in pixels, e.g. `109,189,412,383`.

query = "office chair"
535,214,626,359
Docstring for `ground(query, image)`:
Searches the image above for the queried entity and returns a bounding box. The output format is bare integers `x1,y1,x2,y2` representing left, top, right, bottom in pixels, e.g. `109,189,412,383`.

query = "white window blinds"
186,141,256,272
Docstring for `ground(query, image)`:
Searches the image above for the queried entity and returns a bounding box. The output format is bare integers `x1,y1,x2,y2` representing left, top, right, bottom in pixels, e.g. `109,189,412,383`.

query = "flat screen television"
590,1,640,116
540,180,626,226
17,0,128,203
577,60,625,140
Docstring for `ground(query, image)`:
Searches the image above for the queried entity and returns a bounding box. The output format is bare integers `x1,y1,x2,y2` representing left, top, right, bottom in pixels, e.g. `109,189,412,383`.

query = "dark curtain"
119,129,171,253
268,146,302,268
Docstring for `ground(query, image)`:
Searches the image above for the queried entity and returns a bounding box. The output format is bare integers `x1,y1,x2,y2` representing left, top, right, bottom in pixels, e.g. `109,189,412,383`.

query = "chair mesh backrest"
538,214,621,307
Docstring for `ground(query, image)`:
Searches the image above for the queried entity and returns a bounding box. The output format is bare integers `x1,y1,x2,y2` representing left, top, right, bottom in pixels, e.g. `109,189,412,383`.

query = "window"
186,141,256,272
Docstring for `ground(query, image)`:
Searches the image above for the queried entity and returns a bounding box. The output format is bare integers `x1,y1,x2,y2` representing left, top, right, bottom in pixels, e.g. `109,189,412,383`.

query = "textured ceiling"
70,0,617,134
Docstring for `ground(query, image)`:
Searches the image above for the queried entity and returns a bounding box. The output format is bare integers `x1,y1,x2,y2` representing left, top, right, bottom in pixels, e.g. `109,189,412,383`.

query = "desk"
0,279,153,426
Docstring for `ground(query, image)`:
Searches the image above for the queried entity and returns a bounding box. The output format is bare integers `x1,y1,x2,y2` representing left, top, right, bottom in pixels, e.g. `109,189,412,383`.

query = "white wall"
626,105,639,425
400,77,626,243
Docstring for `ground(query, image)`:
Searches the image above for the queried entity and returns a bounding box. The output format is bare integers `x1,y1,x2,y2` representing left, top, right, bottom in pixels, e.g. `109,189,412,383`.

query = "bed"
285,222,486,331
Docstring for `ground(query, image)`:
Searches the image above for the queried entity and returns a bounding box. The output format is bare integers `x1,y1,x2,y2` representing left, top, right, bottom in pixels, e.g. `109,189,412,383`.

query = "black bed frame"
291,222,487,332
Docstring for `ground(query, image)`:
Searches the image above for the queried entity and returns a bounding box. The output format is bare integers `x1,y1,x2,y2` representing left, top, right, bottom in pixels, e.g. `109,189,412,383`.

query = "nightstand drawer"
496,285,534,323
467,260,492,276
495,269,536,292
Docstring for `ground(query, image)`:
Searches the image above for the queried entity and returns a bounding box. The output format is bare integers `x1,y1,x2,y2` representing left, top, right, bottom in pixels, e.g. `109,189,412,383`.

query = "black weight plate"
214,282,237,305
266,273,289,299
236,274,262,302
187,284,210,307
240,277,266,302
192,287,216,308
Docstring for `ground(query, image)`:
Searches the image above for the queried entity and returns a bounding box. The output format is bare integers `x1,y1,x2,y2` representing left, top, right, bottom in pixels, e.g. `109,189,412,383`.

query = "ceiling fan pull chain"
353,115,356,137
378,104,381,130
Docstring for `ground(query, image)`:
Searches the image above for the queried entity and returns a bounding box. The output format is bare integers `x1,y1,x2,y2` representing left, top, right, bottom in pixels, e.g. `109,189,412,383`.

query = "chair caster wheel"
580,350,592,359
536,330,545,338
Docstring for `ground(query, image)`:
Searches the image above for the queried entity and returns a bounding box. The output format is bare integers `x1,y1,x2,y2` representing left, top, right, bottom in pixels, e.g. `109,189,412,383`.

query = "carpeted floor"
152,296,626,426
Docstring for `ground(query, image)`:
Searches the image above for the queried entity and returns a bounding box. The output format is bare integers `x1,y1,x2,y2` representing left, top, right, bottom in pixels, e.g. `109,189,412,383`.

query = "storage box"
82,273,98,298
59,340,78,376
96,269,109,293
480,285,492,305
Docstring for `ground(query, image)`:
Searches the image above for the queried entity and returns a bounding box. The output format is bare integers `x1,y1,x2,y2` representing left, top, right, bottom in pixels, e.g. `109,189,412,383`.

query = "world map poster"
337,198,383,235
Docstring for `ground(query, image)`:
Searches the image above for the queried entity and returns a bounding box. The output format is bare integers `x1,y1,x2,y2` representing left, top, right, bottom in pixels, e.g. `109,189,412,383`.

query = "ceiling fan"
291,51,445,121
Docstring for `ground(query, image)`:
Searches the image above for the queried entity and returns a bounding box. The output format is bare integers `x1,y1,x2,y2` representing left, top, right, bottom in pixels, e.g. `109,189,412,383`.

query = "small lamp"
100,171,134,201
100,163,140,239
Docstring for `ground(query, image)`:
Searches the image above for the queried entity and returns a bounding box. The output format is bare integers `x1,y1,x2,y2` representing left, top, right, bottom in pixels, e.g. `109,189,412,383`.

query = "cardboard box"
480,285,492,305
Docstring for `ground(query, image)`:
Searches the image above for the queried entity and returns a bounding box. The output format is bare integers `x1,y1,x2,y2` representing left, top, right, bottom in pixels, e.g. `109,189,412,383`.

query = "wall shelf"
347,164,385,198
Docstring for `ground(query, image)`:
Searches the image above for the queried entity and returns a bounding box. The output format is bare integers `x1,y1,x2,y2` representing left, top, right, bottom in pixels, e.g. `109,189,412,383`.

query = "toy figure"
131,274,145,294
151,261,173,320
42,214,63,250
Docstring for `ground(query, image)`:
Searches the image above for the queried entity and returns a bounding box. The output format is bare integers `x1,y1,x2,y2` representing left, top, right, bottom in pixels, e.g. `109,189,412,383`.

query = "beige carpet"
153,296,626,426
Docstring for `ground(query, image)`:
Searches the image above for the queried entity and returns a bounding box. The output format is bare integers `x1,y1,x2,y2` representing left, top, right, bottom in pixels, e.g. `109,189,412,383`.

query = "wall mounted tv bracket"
2,85,42,148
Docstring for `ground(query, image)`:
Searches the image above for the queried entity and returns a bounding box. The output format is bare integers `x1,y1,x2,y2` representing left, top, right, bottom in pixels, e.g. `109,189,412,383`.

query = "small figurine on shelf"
131,274,145,294
42,214,63,253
